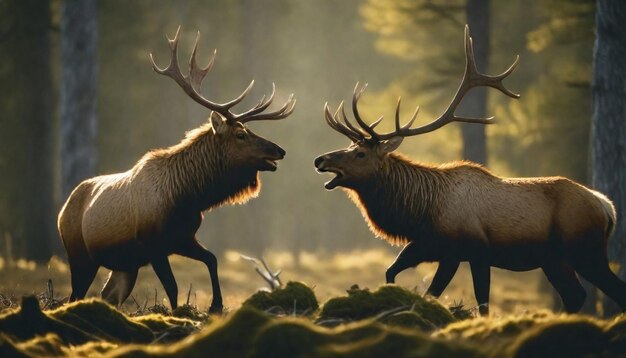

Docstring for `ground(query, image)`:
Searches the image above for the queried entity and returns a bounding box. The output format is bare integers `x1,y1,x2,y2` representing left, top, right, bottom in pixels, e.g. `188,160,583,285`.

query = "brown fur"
315,147,626,315
59,117,285,311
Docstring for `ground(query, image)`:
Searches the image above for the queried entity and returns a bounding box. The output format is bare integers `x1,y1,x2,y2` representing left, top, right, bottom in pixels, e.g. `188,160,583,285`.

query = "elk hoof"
208,303,224,315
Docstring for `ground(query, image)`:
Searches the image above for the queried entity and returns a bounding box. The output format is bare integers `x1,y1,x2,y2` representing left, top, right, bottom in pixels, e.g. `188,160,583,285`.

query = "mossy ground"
0,282,625,357
242,281,319,315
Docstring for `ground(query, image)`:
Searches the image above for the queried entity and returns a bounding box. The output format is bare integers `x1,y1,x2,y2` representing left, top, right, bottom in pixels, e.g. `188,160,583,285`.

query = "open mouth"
261,158,279,171
316,167,344,190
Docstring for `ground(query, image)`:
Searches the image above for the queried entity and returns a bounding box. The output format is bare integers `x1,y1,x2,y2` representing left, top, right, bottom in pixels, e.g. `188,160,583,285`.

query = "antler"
150,27,296,124
325,25,519,144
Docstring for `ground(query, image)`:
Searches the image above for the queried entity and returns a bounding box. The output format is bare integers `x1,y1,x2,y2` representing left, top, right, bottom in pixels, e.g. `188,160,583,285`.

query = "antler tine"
151,27,296,123
373,25,519,140
351,82,381,140
370,116,384,129
239,93,296,123
324,103,363,142
222,80,255,109
234,82,276,119
394,98,420,132
338,101,370,139
189,32,215,91
462,25,520,100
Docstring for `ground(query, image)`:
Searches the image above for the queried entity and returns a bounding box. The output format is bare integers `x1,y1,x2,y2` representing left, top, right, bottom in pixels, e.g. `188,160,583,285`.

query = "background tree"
60,0,98,200
0,0,55,262
592,0,626,317
458,0,489,165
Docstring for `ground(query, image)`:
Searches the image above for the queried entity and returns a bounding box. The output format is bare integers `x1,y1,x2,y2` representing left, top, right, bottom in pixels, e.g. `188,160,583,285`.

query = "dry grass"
0,249,553,315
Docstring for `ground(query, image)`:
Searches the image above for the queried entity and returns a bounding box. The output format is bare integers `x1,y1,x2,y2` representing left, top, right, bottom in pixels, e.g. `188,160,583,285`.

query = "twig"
130,295,141,311
186,283,193,305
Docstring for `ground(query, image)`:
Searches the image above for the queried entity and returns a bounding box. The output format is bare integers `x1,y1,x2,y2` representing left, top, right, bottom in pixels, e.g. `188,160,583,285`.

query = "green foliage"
319,285,456,329
242,281,319,315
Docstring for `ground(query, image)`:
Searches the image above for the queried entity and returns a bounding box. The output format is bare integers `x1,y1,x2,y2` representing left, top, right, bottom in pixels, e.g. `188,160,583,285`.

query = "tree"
60,0,98,200
591,0,626,317
0,0,55,261
458,0,489,165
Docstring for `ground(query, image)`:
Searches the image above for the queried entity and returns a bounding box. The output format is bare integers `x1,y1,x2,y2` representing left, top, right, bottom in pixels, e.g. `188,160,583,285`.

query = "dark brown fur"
316,149,626,315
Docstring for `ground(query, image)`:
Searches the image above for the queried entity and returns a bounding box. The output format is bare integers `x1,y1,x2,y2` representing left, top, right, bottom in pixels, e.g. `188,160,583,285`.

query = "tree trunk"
592,0,626,317
0,0,55,261
60,0,98,200
459,0,489,165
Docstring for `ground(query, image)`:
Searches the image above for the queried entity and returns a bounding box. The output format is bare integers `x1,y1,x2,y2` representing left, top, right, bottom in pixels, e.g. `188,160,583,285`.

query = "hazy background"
0,0,601,312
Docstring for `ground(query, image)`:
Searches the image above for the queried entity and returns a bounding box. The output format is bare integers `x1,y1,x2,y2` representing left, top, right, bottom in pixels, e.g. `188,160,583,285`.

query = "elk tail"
590,189,617,239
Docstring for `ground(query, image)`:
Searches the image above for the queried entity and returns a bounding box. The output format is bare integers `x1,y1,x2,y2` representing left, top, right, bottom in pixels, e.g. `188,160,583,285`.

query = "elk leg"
151,256,178,309
426,260,460,298
101,269,138,306
470,261,491,316
386,241,422,284
175,240,223,313
575,260,626,311
68,260,98,302
542,261,586,313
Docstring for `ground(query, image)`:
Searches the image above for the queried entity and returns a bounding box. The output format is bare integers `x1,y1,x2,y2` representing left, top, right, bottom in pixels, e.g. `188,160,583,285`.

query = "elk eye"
356,152,365,158
236,132,245,140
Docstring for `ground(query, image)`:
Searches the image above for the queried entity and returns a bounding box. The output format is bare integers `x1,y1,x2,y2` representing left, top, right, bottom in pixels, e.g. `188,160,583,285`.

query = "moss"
49,299,154,343
0,296,97,345
0,333,29,358
435,311,555,355
319,285,455,329
510,318,608,358
250,316,480,358
63,341,119,357
15,333,65,357
132,314,199,333
112,306,272,357
242,281,319,315
380,311,434,330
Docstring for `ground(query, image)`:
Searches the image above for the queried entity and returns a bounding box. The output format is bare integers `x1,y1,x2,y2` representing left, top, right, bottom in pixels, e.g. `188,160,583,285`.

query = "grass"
0,249,553,315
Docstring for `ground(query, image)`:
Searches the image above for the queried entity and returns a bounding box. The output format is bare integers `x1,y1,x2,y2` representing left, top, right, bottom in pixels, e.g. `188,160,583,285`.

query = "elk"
314,26,626,315
58,28,295,313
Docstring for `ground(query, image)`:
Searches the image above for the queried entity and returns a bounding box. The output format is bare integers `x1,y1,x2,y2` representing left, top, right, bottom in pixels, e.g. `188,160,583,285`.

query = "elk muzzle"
314,153,345,190
259,142,286,172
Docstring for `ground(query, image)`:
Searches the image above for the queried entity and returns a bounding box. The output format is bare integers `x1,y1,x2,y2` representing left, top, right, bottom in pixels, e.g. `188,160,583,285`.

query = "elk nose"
276,145,286,158
314,155,325,168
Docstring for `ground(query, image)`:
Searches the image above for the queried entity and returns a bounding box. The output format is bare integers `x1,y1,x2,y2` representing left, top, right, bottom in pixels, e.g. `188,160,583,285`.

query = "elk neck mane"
346,154,489,246
134,123,260,211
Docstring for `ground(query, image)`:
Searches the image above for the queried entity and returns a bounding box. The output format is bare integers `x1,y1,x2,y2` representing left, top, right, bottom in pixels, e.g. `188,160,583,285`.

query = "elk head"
315,26,519,190
150,27,295,173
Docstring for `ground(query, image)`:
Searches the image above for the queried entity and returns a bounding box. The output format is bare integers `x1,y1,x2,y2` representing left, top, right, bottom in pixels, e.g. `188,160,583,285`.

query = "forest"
1,0,625,357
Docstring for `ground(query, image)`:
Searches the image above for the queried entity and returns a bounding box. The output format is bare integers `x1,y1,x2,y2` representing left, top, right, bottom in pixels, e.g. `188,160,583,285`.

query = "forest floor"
3,249,624,357
0,249,553,315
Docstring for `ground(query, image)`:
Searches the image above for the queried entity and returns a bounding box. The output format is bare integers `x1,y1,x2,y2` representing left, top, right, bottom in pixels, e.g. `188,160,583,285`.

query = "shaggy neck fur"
346,153,452,246
137,123,260,212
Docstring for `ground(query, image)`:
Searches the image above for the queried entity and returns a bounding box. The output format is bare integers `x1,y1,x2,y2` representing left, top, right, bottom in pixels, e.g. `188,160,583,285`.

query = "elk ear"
209,111,227,135
379,136,403,153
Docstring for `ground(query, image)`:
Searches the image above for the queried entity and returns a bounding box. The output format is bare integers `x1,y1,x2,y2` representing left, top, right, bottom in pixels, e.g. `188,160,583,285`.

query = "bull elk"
58,27,295,313
314,26,626,315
